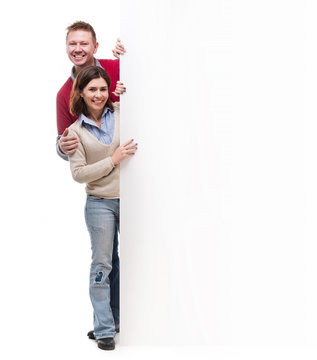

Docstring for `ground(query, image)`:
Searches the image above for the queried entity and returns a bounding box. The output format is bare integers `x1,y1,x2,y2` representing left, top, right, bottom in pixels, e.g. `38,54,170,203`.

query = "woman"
68,66,137,351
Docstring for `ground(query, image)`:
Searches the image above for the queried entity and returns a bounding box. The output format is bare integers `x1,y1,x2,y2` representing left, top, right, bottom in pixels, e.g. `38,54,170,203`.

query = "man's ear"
94,42,99,54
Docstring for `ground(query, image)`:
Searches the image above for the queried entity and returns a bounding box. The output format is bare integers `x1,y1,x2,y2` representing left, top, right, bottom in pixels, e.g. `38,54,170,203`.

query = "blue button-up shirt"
79,107,115,145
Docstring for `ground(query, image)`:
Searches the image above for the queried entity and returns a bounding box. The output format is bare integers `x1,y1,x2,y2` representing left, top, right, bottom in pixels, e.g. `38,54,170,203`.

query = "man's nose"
75,43,81,52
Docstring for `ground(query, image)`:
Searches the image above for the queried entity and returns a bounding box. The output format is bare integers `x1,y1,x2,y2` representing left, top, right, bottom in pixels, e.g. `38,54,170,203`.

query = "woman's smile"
81,77,109,116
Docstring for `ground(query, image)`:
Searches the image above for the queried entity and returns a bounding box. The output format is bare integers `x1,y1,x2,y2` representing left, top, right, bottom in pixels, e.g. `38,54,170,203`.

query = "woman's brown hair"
70,66,113,117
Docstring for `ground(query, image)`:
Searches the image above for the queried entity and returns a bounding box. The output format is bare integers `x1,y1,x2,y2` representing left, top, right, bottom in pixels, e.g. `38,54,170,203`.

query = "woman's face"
81,77,109,114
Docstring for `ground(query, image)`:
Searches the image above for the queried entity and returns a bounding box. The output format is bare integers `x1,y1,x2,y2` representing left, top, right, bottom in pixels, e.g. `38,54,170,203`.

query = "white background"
0,0,317,359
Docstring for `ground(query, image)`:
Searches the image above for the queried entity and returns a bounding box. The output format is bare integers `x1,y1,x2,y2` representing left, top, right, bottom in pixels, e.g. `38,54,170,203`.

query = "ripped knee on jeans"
95,271,103,283
92,267,110,287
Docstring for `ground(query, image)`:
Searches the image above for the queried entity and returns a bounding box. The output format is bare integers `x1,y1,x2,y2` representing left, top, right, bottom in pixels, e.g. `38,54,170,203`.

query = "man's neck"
73,59,96,77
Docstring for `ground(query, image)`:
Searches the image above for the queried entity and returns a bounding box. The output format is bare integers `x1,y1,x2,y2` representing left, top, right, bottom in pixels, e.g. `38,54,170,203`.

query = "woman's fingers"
122,139,135,147
123,142,138,153
111,140,138,165
124,147,137,155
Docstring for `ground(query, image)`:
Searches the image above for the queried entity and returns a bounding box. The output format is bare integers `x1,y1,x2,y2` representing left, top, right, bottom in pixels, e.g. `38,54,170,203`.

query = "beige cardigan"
68,102,120,199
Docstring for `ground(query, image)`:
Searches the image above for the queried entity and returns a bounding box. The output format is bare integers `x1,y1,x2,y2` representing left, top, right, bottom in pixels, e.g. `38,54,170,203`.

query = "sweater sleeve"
99,59,120,103
68,129,115,184
56,90,73,135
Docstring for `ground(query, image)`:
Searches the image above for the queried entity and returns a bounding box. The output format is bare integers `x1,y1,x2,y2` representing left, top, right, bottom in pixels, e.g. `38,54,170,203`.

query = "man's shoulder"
98,58,119,71
57,76,73,98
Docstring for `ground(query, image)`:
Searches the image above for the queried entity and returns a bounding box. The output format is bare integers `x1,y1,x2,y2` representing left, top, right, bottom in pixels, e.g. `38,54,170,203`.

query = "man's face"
66,30,99,68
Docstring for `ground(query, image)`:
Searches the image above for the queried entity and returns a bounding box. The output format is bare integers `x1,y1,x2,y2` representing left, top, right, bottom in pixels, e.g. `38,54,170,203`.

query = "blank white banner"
119,0,314,350
120,0,232,346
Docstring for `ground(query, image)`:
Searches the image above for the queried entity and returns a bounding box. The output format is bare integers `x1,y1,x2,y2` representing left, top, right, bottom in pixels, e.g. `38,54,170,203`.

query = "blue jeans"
85,196,120,339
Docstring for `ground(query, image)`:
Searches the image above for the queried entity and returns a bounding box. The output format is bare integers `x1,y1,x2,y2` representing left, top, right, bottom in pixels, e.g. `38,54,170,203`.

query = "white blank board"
120,0,316,349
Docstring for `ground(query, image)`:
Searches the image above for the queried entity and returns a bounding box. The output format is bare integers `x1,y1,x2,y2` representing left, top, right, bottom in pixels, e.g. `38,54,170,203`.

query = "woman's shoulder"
112,102,120,113
68,119,81,135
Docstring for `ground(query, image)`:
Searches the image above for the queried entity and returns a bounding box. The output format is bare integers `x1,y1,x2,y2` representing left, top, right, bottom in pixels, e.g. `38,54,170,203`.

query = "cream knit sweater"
68,102,120,199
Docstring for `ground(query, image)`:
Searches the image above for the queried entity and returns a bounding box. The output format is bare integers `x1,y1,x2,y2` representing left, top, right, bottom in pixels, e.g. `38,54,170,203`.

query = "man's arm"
56,88,79,160
56,135,68,161
56,38,126,161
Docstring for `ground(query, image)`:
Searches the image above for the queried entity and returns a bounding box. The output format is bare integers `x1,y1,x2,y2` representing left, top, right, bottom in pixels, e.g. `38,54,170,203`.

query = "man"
56,21,125,159
56,21,125,351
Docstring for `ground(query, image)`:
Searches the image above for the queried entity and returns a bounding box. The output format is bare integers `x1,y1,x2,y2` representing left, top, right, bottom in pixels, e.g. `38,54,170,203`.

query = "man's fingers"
112,88,126,97
116,44,126,53
61,143,78,149
62,142,78,150
61,139,78,146
116,83,126,91
61,136,78,142
60,138,78,154
62,128,69,137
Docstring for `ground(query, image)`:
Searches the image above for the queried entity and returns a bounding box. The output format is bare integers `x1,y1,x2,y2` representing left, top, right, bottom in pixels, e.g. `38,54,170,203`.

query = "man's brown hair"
66,21,97,44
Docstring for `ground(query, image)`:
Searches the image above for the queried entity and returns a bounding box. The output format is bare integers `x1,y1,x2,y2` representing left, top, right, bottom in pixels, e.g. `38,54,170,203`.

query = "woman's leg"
85,196,119,339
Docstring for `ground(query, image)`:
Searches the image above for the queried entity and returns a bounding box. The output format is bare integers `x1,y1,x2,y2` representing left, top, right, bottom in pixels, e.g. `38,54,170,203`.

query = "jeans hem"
95,332,116,340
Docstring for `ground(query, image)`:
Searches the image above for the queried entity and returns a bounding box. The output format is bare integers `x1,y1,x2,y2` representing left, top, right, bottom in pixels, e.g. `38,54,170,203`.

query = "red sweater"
56,59,120,135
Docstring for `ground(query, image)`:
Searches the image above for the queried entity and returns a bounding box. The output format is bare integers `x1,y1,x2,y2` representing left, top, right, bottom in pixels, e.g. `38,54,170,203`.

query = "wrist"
59,140,66,155
111,156,117,166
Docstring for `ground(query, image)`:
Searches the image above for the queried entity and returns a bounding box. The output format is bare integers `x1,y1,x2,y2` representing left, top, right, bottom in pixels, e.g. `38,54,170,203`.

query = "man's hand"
59,128,78,155
112,38,126,58
112,81,126,97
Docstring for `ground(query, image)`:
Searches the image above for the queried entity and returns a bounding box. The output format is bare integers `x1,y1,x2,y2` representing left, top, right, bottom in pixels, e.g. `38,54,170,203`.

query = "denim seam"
95,332,116,340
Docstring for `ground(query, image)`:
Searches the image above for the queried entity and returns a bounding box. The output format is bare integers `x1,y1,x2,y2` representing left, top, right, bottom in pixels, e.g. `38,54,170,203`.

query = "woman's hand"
111,139,138,166
112,81,126,97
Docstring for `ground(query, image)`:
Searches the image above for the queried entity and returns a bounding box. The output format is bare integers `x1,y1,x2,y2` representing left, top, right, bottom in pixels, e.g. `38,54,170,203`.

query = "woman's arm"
68,129,115,184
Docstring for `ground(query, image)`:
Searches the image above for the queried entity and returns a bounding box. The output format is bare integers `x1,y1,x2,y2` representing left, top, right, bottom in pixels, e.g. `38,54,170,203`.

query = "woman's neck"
88,109,103,127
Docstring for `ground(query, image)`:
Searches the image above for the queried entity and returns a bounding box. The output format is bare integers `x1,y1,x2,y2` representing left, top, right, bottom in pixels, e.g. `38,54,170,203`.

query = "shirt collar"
79,106,113,127
71,58,102,81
